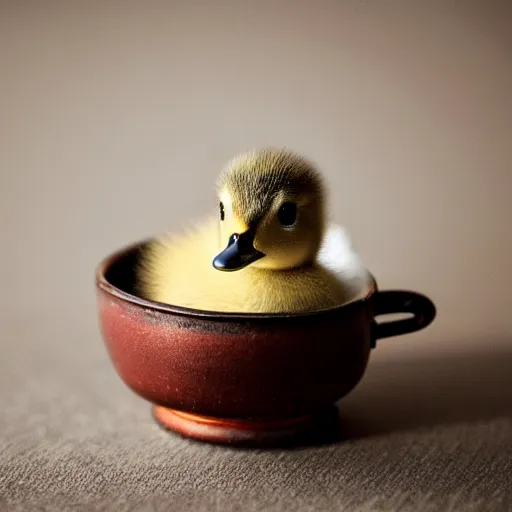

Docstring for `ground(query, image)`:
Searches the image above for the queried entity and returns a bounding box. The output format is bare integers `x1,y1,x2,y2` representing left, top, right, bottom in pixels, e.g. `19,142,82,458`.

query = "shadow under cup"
96,241,436,446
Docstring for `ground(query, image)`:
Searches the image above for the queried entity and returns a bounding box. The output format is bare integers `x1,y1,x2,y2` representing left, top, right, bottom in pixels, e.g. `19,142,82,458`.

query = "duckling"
136,148,370,314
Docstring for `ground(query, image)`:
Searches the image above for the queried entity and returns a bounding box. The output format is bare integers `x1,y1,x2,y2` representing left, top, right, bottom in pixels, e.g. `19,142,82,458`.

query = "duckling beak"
213,230,265,271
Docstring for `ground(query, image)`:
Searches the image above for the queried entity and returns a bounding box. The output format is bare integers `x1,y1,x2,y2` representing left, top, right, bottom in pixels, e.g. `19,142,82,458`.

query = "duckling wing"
316,223,372,302
317,224,360,268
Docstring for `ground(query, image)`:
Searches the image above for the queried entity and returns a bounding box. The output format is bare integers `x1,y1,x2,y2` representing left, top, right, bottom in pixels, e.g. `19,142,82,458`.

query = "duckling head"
213,148,326,271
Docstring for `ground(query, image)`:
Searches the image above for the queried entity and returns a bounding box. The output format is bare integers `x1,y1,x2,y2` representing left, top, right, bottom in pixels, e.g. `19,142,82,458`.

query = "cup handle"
371,290,436,343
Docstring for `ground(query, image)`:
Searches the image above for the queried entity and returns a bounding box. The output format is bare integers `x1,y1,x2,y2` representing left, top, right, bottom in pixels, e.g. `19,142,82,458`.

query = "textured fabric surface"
1,308,511,512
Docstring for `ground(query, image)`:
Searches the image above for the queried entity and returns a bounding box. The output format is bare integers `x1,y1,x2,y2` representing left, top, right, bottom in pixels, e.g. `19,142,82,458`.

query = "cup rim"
96,239,378,321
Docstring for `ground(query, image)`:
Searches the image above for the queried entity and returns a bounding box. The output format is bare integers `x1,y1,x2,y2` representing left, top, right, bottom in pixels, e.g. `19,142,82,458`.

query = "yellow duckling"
136,148,370,313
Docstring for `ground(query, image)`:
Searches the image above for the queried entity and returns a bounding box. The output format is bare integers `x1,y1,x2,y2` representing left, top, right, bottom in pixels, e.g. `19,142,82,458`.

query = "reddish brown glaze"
95,241,436,444
97,284,373,420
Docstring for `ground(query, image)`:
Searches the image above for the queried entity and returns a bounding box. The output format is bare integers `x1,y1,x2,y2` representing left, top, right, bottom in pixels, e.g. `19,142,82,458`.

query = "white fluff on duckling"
136,149,374,314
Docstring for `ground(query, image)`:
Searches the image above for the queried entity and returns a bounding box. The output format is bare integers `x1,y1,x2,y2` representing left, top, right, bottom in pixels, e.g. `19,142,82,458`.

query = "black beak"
212,230,265,271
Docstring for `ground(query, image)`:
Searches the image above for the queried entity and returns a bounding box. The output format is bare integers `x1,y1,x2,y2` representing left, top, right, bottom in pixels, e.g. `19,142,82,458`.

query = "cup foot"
153,406,339,447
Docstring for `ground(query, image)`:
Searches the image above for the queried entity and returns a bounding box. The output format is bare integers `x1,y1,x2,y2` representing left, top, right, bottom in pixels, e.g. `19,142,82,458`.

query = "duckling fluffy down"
136,220,373,314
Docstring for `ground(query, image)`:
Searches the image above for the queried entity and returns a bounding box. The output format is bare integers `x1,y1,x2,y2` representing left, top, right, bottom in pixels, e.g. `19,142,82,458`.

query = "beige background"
1,2,511,510
2,0,511,353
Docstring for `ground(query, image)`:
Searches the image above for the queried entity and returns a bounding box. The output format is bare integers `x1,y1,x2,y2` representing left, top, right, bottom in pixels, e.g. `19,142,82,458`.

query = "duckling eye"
219,202,225,221
278,202,297,227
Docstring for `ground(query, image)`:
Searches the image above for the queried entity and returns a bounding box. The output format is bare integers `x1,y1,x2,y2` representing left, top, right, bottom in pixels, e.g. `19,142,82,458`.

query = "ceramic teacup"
96,241,436,445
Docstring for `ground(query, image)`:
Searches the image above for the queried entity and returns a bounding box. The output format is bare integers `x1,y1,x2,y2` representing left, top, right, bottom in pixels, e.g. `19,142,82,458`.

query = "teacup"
96,241,436,446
